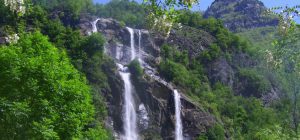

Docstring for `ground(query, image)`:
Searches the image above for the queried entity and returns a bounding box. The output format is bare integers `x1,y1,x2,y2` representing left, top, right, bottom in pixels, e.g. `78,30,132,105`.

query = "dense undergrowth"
0,0,113,139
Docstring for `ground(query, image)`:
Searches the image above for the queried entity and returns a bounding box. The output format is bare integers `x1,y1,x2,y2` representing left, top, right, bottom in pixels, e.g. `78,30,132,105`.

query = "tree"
266,4,300,137
0,32,97,139
143,0,199,37
3,0,26,15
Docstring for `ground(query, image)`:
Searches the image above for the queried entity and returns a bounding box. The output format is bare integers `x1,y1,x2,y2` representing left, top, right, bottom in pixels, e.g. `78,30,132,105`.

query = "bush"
199,43,221,62
82,32,105,57
159,60,202,93
128,59,143,77
207,124,225,140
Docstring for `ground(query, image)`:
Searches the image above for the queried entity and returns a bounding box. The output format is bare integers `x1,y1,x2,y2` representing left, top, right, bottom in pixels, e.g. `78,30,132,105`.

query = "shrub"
207,124,225,140
128,59,143,77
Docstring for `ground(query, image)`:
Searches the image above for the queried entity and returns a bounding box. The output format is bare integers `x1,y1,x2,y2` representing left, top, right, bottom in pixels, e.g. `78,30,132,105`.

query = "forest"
0,0,299,140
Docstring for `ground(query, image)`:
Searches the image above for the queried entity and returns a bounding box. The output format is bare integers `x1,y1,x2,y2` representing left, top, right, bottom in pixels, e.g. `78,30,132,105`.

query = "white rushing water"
138,30,143,64
138,104,149,128
126,27,136,61
117,64,138,140
174,90,183,140
92,18,100,33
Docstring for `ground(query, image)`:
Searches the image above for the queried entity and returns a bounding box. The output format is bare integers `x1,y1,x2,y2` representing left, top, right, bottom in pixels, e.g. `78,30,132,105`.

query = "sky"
93,0,300,11
93,0,300,22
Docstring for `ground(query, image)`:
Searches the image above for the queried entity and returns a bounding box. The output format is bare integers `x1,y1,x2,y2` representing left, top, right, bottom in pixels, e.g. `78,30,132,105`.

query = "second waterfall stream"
174,90,184,140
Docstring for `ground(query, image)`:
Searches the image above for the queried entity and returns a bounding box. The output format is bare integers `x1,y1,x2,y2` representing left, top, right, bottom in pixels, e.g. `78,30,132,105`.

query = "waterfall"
117,64,138,140
126,27,136,61
138,104,149,129
116,46,121,60
138,30,143,64
174,90,183,140
117,27,138,140
92,18,100,33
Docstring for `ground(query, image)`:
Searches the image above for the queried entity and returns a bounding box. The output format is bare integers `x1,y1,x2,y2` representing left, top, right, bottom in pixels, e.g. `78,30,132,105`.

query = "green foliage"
161,44,189,66
178,10,203,27
158,43,287,139
201,19,250,52
144,0,198,37
159,60,190,83
128,59,143,77
82,33,105,57
0,0,17,26
199,43,221,62
31,0,94,25
254,125,291,140
82,121,111,140
237,26,278,54
94,0,146,28
159,60,202,93
207,124,225,140
0,32,99,139
238,69,271,97
201,84,279,139
178,13,251,54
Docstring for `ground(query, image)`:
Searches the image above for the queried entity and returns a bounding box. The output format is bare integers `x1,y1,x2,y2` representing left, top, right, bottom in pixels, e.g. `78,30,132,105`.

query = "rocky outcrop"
132,75,216,139
204,0,278,32
167,25,216,58
207,58,235,88
100,61,125,133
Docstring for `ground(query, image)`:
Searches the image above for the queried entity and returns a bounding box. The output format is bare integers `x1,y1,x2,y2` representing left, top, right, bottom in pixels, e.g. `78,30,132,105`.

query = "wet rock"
132,75,216,139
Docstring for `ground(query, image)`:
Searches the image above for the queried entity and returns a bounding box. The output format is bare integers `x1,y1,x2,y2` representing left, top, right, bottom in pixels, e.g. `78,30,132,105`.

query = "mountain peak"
204,0,278,32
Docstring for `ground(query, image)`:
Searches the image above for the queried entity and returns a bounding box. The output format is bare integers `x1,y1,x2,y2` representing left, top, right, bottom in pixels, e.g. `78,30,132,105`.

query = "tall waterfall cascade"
117,64,138,140
91,18,100,33
119,27,139,140
91,18,184,140
174,90,183,140
138,30,143,64
126,27,136,61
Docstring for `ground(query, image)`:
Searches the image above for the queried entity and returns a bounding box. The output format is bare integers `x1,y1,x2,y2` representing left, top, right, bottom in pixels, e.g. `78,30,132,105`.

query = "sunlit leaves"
0,32,95,139
268,5,300,35
143,0,198,37
3,0,26,15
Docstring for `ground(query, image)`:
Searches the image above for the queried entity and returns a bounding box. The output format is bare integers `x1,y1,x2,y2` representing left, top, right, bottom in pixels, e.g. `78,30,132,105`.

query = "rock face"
167,25,216,58
132,76,216,139
204,0,278,32
207,58,235,87
79,16,217,139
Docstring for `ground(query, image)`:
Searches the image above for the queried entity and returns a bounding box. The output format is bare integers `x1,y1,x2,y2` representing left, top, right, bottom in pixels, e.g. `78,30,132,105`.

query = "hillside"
0,0,299,140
